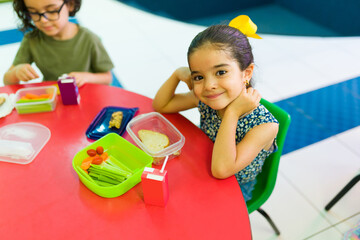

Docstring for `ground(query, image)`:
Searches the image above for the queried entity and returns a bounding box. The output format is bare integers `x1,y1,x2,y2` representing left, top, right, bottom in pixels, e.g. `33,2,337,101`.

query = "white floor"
1,0,359,239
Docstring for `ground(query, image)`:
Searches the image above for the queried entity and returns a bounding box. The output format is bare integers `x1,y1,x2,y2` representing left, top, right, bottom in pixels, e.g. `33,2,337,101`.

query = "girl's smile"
205,92,225,99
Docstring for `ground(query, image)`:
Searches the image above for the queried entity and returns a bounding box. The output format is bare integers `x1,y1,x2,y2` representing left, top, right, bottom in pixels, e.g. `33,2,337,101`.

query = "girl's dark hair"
187,25,254,87
13,0,81,35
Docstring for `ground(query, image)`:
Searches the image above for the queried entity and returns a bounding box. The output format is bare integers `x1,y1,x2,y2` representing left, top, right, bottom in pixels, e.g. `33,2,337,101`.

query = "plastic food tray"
86,106,138,140
72,133,153,198
14,86,57,114
0,122,51,164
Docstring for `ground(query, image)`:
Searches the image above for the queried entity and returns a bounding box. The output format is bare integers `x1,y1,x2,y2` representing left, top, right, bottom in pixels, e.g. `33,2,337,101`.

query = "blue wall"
118,0,360,36
120,0,273,20
277,0,360,36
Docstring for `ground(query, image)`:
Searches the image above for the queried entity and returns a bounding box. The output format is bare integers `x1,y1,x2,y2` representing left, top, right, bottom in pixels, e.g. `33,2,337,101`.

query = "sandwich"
138,129,169,153
0,96,5,106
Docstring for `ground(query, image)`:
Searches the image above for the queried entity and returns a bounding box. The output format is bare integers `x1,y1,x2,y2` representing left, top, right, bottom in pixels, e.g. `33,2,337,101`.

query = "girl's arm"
212,119,278,178
211,88,279,179
153,67,198,113
3,64,39,85
68,71,112,87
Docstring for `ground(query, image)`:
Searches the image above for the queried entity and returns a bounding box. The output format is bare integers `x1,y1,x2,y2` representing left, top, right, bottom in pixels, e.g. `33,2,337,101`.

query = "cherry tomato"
92,156,103,165
96,146,104,155
87,149,97,157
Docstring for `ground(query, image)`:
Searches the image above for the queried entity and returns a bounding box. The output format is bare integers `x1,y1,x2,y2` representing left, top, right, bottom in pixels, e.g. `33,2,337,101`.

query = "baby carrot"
39,93,51,99
25,93,40,99
100,152,108,161
80,156,94,171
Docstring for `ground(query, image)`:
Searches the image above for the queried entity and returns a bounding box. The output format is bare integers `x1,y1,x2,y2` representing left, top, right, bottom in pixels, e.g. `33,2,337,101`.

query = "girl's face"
24,0,73,39
189,44,252,111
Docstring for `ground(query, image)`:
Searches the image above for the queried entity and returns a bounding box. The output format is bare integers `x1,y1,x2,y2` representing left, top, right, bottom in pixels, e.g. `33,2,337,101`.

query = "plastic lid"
0,122,51,164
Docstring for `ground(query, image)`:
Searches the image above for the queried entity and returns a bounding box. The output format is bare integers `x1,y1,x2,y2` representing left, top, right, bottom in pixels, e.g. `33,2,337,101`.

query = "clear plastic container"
126,112,185,165
0,122,51,164
14,86,57,114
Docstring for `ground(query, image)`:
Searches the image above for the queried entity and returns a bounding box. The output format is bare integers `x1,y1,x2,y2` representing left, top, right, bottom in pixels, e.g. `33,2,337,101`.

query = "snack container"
14,86,57,114
126,112,185,165
72,133,153,198
0,122,51,164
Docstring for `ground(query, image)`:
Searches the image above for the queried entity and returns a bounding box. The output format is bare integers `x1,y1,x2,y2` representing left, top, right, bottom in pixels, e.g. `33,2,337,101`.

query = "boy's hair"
187,25,254,86
13,0,81,34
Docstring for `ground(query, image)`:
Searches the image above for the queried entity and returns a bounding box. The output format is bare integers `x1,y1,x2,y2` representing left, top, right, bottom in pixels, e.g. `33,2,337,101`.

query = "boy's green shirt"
13,25,114,81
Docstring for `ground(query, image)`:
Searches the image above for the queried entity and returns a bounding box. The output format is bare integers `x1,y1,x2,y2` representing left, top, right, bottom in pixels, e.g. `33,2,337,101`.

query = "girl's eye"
193,75,203,81
216,70,227,76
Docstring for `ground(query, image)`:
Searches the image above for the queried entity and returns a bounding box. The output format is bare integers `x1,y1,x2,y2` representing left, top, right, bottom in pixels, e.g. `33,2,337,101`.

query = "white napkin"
0,139,35,160
0,93,15,118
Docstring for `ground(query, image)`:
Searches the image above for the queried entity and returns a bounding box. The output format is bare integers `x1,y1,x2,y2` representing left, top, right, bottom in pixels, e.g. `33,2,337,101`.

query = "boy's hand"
175,67,192,90
226,87,261,117
14,64,39,82
68,72,91,87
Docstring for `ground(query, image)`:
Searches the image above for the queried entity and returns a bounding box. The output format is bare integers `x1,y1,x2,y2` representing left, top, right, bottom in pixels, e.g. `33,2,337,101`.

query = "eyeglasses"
27,1,66,22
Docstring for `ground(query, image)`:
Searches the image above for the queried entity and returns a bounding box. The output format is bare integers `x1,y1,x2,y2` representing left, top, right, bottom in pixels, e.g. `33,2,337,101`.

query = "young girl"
3,0,114,87
153,16,279,201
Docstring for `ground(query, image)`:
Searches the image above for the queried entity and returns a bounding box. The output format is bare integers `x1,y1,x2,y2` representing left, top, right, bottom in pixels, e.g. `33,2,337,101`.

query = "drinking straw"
160,155,169,173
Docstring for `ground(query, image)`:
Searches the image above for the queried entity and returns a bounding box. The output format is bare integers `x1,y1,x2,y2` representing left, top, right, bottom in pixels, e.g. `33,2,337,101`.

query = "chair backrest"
246,98,291,213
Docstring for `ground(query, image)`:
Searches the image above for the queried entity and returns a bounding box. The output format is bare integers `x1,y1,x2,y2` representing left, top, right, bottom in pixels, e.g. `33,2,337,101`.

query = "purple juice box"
57,74,80,105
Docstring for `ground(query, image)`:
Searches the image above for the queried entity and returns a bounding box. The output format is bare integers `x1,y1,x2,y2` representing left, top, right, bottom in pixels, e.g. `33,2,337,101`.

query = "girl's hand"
175,67,192,90
226,87,261,118
152,67,198,113
14,64,39,82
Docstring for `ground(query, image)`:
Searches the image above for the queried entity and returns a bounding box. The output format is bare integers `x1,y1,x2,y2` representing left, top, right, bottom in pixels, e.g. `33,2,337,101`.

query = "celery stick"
16,98,49,103
90,163,132,178
106,156,133,174
17,103,53,114
76,166,98,185
89,172,121,185
89,168,126,182
89,165,128,180
98,175,122,185
103,162,132,177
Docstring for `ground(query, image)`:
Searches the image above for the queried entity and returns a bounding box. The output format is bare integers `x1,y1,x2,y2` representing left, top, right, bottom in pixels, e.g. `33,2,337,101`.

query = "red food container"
141,167,169,207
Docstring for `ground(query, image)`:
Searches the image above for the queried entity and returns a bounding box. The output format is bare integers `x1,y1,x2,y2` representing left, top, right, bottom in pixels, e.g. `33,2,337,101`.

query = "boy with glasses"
3,0,114,87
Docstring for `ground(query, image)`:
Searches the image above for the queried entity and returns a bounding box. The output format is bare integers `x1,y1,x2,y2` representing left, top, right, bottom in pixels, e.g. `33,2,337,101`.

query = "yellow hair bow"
229,15,262,39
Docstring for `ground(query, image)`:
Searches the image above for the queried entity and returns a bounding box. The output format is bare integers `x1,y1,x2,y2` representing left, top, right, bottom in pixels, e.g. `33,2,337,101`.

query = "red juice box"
141,167,169,207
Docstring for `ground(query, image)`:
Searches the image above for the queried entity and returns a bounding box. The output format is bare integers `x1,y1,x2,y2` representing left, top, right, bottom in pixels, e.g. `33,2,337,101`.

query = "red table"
0,82,252,239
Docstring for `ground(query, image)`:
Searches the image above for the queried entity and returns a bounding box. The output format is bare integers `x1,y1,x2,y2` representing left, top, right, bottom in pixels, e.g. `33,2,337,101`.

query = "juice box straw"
160,155,169,173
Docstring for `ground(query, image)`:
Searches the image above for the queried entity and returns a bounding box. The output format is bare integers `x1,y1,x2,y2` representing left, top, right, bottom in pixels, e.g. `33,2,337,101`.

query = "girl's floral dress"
198,101,279,201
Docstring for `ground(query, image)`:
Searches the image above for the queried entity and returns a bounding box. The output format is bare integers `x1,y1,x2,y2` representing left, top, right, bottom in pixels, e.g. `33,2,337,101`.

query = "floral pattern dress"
198,101,279,201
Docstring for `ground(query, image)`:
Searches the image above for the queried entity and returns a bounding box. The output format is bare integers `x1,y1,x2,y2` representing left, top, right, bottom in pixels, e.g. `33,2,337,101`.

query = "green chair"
246,98,291,236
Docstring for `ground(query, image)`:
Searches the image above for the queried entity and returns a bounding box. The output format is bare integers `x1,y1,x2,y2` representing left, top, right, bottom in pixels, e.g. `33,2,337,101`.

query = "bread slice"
0,96,5,106
138,130,169,153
